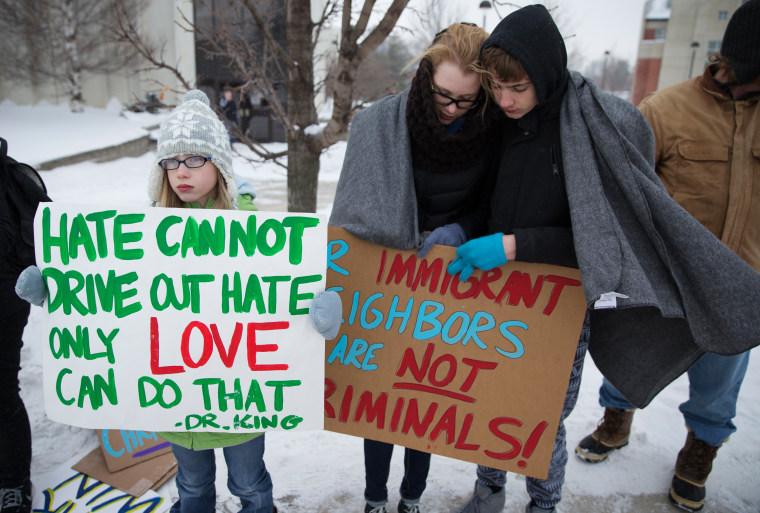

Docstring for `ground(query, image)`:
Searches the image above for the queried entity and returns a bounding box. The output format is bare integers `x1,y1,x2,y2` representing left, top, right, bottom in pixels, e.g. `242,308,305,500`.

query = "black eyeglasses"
159,156,212,170
430,85,481,110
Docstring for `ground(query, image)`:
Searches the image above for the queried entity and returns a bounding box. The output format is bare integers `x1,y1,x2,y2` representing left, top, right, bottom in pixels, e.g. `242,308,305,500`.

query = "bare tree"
113,0,410,213
111,0,193,93
327,34,415,102
0,0,139,112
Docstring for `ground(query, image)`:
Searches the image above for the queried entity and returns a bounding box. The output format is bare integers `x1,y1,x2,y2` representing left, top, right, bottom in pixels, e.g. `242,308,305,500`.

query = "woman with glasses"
329,23,502,513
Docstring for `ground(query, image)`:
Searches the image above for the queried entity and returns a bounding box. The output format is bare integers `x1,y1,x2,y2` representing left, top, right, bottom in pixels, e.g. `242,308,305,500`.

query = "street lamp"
479,1,492,29
602,50,610,91
688,41,700,78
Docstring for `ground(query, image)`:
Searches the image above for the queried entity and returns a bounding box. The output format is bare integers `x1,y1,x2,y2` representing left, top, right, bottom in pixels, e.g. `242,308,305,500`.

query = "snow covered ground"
3,101,759,512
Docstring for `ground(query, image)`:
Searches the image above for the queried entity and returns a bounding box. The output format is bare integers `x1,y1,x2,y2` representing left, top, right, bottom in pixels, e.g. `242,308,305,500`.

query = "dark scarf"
405,58,499,174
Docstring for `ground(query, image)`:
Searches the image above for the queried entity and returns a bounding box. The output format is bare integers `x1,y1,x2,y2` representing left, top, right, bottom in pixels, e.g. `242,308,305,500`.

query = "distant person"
220,87,239,143
0,137,50,513
329,22,502,513
239,92,252,139
575,1,760,511
15,90,341,513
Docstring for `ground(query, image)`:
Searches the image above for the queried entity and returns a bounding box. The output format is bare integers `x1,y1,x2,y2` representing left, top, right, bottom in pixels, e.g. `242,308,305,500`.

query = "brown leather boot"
669,430,721,512
575,407,635,462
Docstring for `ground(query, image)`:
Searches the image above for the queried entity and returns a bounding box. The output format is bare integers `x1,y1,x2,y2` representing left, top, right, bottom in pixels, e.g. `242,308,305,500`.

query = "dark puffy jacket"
413,150,497,238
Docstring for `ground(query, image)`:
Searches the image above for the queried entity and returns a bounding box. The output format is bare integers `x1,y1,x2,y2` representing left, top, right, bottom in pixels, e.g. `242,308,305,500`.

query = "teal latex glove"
15,265,46,306
447,232,508,281
308,290,342,340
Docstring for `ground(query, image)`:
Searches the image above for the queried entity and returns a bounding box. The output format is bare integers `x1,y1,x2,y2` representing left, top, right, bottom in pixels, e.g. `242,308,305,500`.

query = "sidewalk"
0,99,165,168
36,133,153,170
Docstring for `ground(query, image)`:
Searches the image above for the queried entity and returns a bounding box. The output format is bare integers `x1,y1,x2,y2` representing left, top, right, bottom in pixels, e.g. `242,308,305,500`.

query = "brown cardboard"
73,447,177,496
325,227,587,479
97,430,174,472
152,468,176,490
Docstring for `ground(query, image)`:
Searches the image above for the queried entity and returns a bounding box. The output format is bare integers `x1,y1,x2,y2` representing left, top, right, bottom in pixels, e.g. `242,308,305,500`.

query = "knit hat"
720,0,760,84
148,89,237,204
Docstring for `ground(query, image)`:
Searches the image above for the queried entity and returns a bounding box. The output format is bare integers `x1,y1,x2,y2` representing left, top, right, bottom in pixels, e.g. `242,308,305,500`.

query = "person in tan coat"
575,1,760,511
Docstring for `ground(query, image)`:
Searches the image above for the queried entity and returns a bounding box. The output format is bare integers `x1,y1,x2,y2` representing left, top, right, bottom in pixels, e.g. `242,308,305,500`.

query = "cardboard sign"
97,430,173,472
324,227,587,479
35,204,327,433
73,447,177,497
33,460,170,513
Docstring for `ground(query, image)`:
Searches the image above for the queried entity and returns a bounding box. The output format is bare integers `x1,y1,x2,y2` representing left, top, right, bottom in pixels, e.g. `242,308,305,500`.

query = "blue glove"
234,171,257,200
447,233,508,281
309,290,342,340
418,223,467,258
15,265,47,306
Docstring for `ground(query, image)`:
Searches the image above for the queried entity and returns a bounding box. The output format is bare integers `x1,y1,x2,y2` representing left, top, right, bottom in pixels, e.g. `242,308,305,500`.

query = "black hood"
482,4,568,105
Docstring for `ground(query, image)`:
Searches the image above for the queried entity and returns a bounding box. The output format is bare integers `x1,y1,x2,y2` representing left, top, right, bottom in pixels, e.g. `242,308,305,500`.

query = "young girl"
146,89,274,513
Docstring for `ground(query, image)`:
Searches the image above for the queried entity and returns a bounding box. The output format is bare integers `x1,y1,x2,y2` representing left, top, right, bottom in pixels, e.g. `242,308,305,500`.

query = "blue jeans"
364,439,431,504
599,351,750,447
476,313,590,509
170,435,273,513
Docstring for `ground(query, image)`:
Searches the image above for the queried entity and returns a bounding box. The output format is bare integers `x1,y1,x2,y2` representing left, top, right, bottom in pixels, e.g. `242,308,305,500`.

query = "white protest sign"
34,204,326,433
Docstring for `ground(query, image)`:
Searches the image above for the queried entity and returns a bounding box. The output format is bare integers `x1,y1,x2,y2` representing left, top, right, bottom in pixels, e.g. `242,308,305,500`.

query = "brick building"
631,0,746,105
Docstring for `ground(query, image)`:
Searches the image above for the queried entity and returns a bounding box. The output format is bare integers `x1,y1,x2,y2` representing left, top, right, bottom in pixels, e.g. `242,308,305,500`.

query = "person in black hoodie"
447,6,587,513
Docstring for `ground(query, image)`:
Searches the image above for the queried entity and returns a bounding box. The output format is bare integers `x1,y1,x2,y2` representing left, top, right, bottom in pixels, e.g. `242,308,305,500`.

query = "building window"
707,40,721,56
718,10,728,20
654,27,666,40
704,40,721,68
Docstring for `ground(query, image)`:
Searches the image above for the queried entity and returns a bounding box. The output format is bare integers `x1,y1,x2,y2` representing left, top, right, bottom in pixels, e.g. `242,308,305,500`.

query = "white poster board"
34,204,326,433
33,461,169,513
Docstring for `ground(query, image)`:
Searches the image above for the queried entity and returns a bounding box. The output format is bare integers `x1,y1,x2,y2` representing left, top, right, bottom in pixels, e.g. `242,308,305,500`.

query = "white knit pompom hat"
148,89,237,205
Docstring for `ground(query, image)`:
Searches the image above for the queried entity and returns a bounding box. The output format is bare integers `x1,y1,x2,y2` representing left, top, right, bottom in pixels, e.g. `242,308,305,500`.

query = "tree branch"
355,0,409,61
112,0,192,90
352,0,377,43
242,0,295,70
312,0,339,52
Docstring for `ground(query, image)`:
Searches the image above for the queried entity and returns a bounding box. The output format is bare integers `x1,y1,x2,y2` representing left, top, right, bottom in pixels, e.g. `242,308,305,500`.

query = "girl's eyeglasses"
430,85,481,110
159,155,212,170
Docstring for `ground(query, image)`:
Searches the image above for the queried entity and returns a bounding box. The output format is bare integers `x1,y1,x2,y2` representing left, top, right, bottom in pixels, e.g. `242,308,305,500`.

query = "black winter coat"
489,96,576,268
414,150,497,238
0,139,51,279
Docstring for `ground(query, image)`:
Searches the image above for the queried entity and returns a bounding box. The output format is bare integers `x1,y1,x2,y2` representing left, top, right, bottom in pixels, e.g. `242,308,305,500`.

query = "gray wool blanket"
329,91,421,251
561,71,760,407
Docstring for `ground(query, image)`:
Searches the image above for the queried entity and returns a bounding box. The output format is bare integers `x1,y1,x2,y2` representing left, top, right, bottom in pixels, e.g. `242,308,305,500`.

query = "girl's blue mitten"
309,290,342,340
447,233,508,281
15,265,47,306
